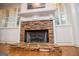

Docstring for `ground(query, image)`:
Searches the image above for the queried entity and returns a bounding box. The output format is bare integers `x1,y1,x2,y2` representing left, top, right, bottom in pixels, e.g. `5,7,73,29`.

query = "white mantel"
19,9,56,22
19,9,55,17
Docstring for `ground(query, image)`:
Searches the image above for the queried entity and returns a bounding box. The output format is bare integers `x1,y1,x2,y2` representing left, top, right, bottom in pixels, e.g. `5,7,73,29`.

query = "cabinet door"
7,8,17,27
0,9,6,27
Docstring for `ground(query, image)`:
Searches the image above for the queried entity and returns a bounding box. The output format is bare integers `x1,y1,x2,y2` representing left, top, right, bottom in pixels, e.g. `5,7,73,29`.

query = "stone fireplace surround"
20,20,54,44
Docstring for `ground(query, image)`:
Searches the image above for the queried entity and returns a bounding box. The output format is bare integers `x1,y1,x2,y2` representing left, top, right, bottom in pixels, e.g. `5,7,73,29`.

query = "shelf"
19,8,55,17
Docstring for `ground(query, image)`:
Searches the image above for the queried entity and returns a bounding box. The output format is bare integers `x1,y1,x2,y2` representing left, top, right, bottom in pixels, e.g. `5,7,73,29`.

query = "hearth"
25,30,48,43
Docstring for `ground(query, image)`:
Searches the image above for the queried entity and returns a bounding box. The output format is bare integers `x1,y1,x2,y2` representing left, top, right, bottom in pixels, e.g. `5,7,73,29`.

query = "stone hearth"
20,20,54,43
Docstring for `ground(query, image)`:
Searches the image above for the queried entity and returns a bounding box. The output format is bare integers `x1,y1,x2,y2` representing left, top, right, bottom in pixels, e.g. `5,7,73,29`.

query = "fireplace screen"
25,30,48,43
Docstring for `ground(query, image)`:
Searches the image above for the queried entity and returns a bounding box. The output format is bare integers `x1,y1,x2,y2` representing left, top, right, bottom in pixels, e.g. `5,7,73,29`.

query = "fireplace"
21,20,54,43
25,30,48,43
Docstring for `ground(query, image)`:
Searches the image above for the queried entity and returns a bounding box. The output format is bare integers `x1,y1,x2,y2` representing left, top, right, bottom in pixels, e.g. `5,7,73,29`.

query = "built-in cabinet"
0,8,20,28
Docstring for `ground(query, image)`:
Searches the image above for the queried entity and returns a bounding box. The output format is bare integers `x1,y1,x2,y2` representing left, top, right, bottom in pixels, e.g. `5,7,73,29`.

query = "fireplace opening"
25,30,48,43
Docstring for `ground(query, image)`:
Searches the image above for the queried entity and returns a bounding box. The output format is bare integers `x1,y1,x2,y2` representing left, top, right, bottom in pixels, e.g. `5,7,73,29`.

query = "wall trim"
55,43,75,46
56,24,72,27
0,41,79,47
0,41,19,44
55,43,79,47
0,27,19,29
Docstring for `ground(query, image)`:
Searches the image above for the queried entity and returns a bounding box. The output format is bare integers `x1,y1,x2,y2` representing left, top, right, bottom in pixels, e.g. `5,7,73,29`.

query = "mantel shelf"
19,9,55,17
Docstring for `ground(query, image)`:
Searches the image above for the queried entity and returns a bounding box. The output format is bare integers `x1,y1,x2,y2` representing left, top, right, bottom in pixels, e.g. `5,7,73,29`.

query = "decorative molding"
0,27,19,29
74,44,79,47
54,42,79,47
56,24,72,27
54,42,75,46
32,15,55,20
21,14,55,22
0,41,19,44
1,41,79,48
19,8,55,17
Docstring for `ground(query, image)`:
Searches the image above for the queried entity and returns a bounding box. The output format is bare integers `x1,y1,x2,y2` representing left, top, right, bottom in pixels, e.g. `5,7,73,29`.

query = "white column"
70,4,79,47
53,19,57,44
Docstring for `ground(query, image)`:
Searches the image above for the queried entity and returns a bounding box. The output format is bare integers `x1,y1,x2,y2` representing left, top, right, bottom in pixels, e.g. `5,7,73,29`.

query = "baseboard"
0,41,19,44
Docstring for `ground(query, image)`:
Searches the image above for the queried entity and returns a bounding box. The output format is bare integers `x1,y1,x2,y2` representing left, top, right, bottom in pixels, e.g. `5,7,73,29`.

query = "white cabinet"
0,8,20,28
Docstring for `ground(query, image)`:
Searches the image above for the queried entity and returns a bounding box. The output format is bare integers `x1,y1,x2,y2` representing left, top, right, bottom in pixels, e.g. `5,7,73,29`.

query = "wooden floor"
9,47,62,56
0,43,62,56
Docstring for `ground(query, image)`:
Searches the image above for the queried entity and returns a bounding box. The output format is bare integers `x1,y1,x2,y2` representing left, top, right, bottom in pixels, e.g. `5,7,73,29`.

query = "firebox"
25,30,48,43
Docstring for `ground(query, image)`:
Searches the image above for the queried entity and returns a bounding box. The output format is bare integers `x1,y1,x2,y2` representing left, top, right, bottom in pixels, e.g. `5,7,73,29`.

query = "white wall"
55,26,74,45
0,28,20,44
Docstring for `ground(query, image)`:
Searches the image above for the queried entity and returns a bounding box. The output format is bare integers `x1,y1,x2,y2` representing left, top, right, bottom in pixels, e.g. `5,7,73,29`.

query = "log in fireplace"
25,30,48,43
